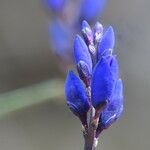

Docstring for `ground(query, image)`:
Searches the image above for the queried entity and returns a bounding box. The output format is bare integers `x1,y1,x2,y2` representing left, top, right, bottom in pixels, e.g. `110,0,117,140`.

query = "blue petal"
74,35,92,73
98,26,115,60
80,0,106,21
101,55,119,91
101,49,113,57
65,70,90,116
49,20,71,56
91,57,116,109
109,55,119,80
43,0,65,11
100,79,123,129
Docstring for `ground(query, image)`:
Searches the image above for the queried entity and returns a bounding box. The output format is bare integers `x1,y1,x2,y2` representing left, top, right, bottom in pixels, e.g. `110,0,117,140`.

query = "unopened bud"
93,22,103,43
82,27,94,45
82,21,94,45
89,44,96,56
77,61,91,87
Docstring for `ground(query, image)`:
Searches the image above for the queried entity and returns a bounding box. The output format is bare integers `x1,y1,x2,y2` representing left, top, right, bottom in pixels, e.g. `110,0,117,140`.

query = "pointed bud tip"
95,22,103,30
67,70,74,76
74,34,86,49
82,20,91,29
74,34,92,72
107,26,115,38
75,34,81,40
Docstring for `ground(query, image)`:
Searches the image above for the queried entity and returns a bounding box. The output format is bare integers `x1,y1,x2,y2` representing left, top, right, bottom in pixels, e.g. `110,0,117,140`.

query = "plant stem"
84,133,98,150
84,87,98,150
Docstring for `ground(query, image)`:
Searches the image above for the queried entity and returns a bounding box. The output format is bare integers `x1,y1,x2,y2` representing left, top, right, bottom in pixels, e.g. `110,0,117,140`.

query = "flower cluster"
65,20,123,148
43,0,106,61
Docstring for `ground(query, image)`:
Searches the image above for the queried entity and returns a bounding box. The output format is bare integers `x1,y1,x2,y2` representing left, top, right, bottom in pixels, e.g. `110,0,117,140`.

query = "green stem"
0,78,64,118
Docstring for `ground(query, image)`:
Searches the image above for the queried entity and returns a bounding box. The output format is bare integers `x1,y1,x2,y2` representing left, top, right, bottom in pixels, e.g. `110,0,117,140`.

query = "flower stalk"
65,20,124,150
84,86,107,150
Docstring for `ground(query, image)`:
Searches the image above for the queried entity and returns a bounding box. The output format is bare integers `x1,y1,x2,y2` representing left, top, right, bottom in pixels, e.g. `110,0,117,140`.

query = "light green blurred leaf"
0,79,64,118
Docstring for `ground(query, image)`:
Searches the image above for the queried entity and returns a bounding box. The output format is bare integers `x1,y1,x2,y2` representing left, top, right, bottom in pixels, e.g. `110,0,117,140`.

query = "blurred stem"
0,78,64,118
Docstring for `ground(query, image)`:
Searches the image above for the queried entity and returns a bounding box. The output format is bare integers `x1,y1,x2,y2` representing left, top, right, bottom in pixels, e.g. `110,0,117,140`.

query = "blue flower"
91,55,119,109
48,20,72,56
43,0,65,12
45,0,106,61
98,26,115,60
99,79,123,130
65,70,90,125
74,35,92,74
80,0,106,21
64,21,123,137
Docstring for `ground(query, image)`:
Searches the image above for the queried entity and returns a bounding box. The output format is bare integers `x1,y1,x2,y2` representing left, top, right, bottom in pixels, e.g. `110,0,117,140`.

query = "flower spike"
64,21,124,150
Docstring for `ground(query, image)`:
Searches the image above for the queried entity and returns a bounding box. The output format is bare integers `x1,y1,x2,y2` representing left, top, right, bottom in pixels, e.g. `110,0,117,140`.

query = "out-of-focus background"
0,0,150,150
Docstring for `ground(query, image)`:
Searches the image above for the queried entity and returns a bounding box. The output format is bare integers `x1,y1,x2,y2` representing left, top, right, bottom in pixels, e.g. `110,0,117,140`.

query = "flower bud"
74,35,92,73
77,61,91,87
98,79,123,130
91,56,117,110
93,22,103,43
65,70,90,126
98,26,115,60
82,20,94,45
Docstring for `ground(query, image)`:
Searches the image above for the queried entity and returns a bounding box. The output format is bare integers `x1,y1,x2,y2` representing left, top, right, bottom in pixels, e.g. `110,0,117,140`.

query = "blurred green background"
0,0,150,150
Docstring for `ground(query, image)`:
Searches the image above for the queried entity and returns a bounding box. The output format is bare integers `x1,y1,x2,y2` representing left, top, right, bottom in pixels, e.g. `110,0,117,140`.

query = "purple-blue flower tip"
82,20,94,45
82,20,91,30
43,0,65,12
80,0,106,21
93,22,103,43
48,20,71,56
